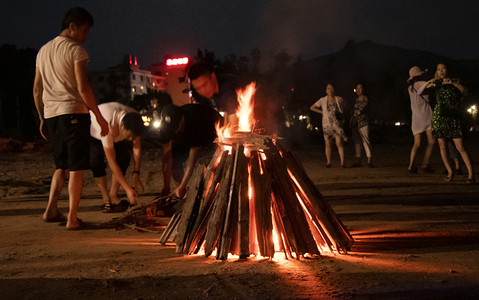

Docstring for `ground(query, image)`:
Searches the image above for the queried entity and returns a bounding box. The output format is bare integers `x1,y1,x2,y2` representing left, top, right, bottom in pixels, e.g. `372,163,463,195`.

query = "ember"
160,83,353,260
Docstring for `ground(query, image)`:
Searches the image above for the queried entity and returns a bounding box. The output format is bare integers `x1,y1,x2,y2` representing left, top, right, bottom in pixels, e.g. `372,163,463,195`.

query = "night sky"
2,0,479,71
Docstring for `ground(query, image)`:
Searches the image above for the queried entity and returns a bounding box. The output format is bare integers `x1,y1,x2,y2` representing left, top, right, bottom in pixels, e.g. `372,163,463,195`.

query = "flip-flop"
42,213,67,223
66,219,85,231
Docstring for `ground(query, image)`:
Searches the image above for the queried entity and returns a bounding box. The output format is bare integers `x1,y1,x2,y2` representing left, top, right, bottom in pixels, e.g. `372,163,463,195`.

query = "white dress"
408,81,432,135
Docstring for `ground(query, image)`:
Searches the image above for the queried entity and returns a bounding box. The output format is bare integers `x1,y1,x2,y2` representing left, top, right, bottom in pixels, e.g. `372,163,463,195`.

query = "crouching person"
158,104,220,199
90,102,145,212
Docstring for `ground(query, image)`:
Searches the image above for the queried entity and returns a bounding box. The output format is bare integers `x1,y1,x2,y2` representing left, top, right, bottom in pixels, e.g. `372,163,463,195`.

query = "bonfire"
159,82,354,260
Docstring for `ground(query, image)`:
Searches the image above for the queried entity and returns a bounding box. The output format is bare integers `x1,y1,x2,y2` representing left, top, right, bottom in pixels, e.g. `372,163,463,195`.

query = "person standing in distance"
33,7,109,230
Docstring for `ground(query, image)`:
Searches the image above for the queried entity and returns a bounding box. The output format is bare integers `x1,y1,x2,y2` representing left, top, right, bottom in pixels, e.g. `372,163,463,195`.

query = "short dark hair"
187,62,213,81
122,112,144,137
62,7,94,30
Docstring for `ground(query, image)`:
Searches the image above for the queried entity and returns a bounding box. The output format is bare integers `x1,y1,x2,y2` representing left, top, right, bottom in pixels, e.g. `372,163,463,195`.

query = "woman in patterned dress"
310,83,346,167
422,63,474,183
350,83,373,167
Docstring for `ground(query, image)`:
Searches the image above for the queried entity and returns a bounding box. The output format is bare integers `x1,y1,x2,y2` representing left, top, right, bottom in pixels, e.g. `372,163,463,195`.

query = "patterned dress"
351,96,368,129
324,100,346,140
431,81,465,139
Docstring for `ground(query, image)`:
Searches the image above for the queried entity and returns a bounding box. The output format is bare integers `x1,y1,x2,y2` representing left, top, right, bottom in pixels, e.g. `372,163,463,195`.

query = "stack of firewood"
160,135,353,260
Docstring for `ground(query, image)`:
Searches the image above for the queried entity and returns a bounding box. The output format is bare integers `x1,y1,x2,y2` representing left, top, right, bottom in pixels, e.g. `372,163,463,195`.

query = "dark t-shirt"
172,104,220,151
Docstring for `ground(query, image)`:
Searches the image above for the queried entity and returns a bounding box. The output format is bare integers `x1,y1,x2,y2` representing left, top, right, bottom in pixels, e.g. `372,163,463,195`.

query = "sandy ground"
1,134,479,299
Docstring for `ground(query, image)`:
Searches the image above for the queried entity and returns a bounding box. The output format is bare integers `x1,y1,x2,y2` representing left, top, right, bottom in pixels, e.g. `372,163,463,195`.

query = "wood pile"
160,134,353,260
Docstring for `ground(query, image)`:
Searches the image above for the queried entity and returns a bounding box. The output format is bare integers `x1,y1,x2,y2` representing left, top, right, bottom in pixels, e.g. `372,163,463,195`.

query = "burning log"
160,136,353,260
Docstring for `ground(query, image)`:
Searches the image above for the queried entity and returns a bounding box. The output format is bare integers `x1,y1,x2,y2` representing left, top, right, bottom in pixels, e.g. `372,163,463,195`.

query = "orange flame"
236,82,256,132
215,82,257,151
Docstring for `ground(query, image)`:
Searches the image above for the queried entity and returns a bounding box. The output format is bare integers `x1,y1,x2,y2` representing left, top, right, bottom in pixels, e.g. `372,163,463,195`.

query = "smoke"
257,0,356,62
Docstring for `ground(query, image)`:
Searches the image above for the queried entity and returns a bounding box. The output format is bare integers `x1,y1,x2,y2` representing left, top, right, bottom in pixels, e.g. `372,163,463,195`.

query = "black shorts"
90,138,131,178
45,114,91,171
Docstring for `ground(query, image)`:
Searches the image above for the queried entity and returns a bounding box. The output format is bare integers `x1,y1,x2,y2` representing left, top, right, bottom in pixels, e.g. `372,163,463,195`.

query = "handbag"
334,97,345,126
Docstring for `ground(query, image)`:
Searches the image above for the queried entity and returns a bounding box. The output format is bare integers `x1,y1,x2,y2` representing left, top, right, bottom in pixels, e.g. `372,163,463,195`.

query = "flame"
236,82,256,132
215,82,257,152
215,121,232,153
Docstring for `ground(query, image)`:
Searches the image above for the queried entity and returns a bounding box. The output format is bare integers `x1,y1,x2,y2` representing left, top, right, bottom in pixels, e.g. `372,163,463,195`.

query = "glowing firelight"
215,82,257,151
236,82,256,132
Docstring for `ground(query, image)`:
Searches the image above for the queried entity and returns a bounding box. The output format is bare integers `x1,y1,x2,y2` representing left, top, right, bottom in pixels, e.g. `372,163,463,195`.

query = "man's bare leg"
66,170,83,228
43,169,67,220
95,176,111,204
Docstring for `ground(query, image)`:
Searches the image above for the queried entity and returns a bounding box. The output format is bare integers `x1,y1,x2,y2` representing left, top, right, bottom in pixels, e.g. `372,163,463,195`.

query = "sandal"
102,203,113,213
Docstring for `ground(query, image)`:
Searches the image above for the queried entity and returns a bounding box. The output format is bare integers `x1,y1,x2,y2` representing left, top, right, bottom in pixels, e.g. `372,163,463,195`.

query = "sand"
1,134,479,299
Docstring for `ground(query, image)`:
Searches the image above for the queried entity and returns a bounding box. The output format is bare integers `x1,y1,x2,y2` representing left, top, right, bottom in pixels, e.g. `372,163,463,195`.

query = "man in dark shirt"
188,62,239,124
158,104,220,198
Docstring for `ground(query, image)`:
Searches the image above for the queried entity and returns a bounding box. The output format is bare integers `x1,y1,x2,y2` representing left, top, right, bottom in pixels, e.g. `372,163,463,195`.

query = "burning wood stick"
250,151,274,258
218,144,244,260
265,144,320,258
175,165,204,253
185,151,230,254
238,148,250,259
203,154,234,257
277,144,354,252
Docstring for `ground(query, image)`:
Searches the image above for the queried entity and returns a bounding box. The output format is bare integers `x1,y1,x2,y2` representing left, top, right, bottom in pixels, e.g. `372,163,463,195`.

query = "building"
90,55,190,107
89,55,167,104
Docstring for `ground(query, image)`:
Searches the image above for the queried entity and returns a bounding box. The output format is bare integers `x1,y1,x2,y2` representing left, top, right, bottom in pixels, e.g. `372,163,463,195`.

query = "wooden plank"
264,143,320,257
203,154,234,257
218,144,243,260
238,149,250,259
185,151,229,253
277,143,354,252
175,165,204,254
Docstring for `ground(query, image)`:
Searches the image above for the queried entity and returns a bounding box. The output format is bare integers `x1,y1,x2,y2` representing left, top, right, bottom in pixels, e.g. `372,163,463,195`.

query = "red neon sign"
166,57,189,66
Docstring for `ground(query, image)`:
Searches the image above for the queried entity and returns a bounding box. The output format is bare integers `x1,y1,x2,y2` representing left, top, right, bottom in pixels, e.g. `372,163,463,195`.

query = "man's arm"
103,145,138,204
74,59,109,136
172,147,201,199
33,68,47,140
131,136,144,193
161,141,173,196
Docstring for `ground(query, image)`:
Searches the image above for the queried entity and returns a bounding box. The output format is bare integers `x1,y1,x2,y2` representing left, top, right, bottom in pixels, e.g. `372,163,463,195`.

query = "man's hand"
171,186,186,199
132,174,144,194
39,119,48,141
125,186,138,205
96,115,109,137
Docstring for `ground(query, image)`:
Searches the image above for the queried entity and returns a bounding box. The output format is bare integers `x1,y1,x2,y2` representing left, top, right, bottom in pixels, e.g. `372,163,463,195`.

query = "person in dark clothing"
188,62,239,124
158,104,220,198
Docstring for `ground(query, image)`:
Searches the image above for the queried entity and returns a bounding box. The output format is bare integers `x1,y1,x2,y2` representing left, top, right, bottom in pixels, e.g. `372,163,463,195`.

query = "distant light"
166,57,189,66
153,121,160,128
219,111,225,117
395,122,401,126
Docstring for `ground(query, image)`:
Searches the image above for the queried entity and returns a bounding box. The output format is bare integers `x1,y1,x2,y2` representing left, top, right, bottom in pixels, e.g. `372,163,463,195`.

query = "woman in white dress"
407,66,435,173
310,83,346,167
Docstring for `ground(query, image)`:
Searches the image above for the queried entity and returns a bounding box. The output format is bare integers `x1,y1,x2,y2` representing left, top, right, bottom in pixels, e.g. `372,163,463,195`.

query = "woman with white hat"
407,66,435,173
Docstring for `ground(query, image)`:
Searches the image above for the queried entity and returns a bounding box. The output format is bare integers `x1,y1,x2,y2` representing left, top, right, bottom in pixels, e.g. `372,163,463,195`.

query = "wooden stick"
175,165,204,253
185,151,229,253
203,154,234,257
218,144,243,260
277,143,354,251
238,149,250,259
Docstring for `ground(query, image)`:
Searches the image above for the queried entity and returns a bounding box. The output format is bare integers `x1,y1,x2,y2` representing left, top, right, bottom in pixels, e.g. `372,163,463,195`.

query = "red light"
166,57,189,66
